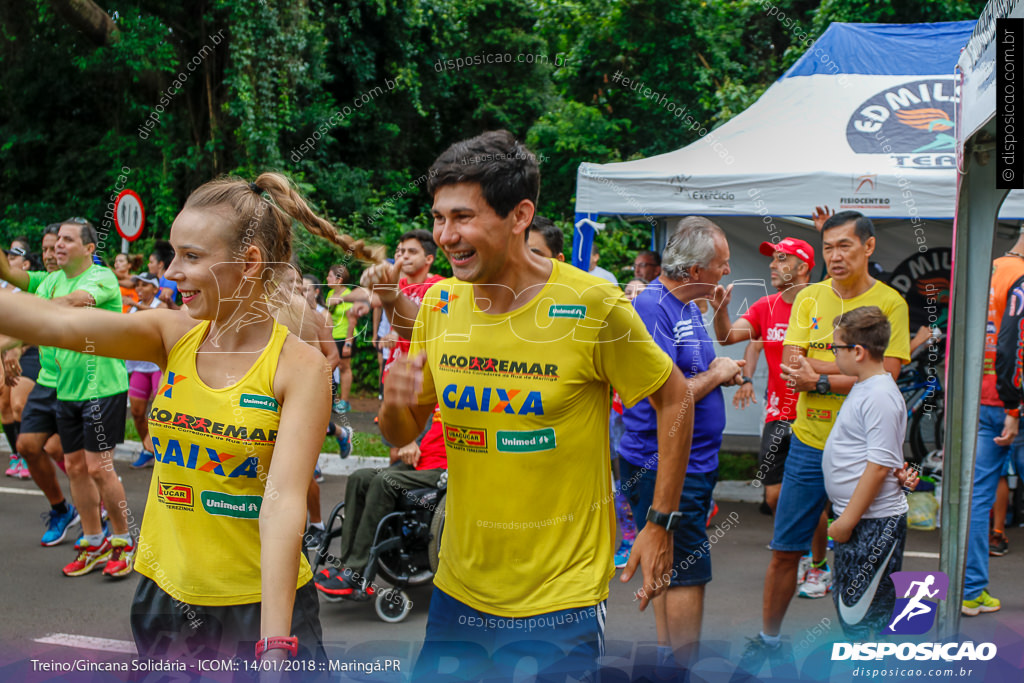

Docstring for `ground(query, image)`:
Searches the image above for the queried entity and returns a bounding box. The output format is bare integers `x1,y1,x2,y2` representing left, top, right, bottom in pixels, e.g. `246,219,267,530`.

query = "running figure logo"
885,571,948,635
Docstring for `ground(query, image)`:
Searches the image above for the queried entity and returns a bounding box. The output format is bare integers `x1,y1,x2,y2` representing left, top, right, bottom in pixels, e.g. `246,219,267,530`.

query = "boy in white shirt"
824,306,917,639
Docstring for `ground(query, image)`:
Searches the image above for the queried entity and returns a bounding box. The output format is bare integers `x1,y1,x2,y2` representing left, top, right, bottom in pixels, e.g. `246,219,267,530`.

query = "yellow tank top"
135,320,313,605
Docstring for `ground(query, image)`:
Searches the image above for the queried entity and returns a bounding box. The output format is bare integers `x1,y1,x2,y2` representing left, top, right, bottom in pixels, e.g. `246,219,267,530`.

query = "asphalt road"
1,445,1023,682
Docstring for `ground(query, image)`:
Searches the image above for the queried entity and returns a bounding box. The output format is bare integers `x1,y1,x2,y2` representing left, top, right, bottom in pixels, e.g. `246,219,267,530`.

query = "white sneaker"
795,553,813,586
799,565,833,598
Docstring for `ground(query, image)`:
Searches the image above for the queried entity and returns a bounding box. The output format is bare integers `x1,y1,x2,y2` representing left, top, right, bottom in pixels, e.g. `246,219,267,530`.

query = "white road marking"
0,486,43,496
904,551,940,559
33,633,136,654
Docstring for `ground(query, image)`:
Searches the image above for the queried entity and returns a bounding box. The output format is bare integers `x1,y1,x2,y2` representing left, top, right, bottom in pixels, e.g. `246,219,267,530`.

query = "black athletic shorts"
19,347,41,383
757,420,792,487
56,392,127,452
20,382,59,436
131,575,328,681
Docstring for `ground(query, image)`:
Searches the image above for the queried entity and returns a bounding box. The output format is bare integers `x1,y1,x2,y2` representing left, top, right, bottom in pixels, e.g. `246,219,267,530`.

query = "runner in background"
2,238,35,479
127,273,167,469
716,238,814,522
148,241,179,310
527,215,566,262
325,264,370,414
113,253,143,312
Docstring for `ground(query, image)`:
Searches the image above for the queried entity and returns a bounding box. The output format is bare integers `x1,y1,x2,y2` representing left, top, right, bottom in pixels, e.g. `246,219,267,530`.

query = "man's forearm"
385,294,421,342
649,371,694,513
686,368,727,403
379,402,427,446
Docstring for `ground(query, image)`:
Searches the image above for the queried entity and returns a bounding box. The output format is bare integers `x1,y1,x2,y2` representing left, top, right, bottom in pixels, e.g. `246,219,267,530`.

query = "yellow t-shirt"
784,279,910,450
411,260,674,617
136,320,313,605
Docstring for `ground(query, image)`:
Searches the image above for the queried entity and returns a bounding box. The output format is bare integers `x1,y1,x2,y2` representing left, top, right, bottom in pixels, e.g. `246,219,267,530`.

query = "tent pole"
940,127,1008,639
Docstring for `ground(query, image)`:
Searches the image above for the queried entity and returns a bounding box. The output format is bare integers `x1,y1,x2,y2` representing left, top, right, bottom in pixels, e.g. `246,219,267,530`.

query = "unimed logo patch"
201,491,262,519
496,428,556,453
239,393,279,412
548,304,586,319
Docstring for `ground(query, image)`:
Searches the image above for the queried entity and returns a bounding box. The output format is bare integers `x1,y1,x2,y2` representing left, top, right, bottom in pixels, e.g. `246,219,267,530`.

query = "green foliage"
1,0,988,389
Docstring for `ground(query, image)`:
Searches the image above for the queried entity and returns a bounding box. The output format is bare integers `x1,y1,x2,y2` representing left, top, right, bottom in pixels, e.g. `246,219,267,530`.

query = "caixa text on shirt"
150,436,263,479
149,407,277,443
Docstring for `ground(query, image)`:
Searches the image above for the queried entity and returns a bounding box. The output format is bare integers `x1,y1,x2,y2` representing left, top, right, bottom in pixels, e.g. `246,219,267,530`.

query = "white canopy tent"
574,20,1024,438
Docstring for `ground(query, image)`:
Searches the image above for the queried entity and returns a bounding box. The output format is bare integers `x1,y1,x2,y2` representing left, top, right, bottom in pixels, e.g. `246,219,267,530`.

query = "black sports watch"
815,374,831,395
740,376,753,385
646,508,683,531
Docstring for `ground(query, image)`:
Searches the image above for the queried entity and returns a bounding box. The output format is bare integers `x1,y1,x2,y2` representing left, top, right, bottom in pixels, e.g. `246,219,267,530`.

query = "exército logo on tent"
832,571,997,663
846,78,959,170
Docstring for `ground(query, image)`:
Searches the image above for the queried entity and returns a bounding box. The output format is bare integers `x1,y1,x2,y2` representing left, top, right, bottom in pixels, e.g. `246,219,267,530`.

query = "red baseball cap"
759,237,815,270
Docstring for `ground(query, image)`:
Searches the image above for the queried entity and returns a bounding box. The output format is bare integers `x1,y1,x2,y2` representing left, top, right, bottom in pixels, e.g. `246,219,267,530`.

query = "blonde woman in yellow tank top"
0,172,383,668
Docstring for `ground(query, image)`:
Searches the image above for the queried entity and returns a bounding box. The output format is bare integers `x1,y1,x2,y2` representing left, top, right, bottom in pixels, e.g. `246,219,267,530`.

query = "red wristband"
1007,409,1020,419
255,636,298,659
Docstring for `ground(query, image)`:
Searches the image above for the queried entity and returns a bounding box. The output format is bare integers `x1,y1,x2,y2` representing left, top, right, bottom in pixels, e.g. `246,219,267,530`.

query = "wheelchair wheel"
375,588,413,623
375,510,435,587
428,493,446,574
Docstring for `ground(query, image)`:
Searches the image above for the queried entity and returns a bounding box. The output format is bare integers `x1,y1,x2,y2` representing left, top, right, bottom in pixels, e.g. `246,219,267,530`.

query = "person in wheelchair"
315,404,447,597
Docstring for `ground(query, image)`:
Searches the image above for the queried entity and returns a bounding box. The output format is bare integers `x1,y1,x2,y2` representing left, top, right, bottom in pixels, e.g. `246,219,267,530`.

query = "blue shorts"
412,588,605,682
619,459,717,586
771,433,829,552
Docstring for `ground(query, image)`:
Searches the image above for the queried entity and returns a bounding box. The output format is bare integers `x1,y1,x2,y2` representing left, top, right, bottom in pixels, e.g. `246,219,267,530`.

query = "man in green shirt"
1,219,134,578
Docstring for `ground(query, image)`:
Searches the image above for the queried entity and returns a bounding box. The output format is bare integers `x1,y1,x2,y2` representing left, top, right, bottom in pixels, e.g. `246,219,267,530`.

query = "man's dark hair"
62,217,99,247
822,210,875,243
635,249,661,266
427,130,540,218
832,306,890,361
43,223,62,237
152,240,175,269
529,216,563,256
399,229,437,258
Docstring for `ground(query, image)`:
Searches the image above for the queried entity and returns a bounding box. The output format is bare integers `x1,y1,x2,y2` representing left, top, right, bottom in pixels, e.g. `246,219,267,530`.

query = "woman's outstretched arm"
0,287,188,366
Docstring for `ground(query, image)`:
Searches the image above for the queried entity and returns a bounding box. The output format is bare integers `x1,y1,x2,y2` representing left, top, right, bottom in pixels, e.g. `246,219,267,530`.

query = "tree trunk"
48,0,119,46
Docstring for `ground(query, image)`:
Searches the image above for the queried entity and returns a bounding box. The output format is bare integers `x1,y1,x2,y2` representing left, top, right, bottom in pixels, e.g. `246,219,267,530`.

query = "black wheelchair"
310,472,446,623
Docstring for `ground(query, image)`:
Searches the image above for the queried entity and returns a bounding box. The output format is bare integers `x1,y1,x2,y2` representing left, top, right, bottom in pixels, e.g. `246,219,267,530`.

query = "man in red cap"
716,237,815,517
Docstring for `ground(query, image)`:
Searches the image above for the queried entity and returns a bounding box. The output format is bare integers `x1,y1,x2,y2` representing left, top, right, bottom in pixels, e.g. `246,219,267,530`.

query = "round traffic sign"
114,190,146,241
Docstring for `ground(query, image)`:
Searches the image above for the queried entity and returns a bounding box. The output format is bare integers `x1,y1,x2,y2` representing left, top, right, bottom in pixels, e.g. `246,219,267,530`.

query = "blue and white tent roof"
575,20,1024,220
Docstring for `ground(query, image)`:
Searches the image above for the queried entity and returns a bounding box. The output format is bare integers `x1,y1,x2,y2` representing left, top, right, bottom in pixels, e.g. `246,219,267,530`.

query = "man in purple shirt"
619,216,744,672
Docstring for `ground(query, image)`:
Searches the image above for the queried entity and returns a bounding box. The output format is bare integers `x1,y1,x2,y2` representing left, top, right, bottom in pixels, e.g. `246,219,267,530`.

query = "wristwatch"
255,636,298,659
646,508,683,531
815,374,831,395
740,376,753,385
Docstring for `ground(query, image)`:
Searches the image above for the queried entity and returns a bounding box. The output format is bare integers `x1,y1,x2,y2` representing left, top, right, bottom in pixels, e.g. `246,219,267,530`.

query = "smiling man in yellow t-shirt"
369,131,696,681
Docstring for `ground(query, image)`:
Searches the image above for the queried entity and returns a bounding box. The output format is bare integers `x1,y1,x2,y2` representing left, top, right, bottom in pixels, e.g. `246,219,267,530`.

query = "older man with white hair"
618,216,744,672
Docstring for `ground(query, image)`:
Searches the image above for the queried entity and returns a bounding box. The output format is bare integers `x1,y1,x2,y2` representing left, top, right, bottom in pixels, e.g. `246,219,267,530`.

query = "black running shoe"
315,566,357,597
